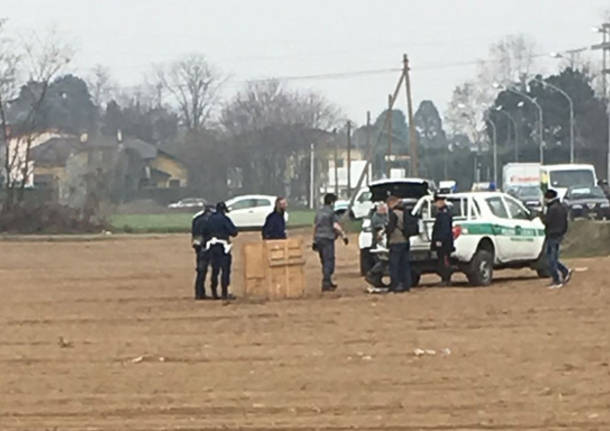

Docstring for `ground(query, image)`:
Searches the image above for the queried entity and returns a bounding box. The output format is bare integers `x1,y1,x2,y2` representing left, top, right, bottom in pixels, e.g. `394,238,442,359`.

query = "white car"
333,188,373,219
225,194,287,228
168,197,207,210
360,187,549,287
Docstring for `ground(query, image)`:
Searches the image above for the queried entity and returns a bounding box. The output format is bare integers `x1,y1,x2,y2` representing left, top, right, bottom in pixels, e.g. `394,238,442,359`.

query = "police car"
359,185,549,286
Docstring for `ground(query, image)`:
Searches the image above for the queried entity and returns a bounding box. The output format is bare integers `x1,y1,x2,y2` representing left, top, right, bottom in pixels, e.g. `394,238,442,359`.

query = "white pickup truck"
359,184,549,287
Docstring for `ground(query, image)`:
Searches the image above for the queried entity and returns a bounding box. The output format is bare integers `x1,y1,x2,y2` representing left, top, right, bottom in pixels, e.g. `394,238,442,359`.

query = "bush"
0,204,108,234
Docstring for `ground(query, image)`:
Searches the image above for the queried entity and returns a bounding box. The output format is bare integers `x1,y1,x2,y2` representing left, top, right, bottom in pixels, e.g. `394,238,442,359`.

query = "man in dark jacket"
431,194,454,286
386,195,411,293
192,207,213,300
206,202,239,299
262,197,287,240
543,189,572,289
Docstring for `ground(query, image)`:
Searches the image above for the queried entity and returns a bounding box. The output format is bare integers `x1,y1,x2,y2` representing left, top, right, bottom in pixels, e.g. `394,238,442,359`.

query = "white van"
540,164,597,200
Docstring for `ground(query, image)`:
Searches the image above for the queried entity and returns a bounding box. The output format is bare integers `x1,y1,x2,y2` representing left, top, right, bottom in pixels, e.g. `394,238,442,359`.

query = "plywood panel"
242,236,306,300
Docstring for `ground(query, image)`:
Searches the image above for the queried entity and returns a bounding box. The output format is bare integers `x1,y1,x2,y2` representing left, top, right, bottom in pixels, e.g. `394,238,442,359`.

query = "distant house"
29,134,188,206
4,130,66,188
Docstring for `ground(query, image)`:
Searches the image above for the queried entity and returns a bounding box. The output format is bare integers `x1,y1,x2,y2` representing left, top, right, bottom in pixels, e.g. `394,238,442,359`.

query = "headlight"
571,204,583,209
601,203,610,208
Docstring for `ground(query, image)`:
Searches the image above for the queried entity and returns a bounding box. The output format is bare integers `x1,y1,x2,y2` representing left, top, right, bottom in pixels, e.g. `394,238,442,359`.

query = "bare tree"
155,54,223,131
445,34,538,142
0,22,72,211
444,81,486,145
220,80,340,198
86,64,115,108
477,34,538,92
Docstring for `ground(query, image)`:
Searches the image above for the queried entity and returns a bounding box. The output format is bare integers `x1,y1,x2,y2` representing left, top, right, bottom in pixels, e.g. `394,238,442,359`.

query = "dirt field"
1,231,609,430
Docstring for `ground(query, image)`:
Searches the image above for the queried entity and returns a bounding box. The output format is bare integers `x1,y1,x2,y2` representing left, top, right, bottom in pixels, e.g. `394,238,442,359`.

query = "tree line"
2,19,610,218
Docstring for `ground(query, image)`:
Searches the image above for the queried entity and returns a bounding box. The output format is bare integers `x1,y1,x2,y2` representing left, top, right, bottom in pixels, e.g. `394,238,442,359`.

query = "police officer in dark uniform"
431,194,454,286
192,206,213,300
206,202,238,299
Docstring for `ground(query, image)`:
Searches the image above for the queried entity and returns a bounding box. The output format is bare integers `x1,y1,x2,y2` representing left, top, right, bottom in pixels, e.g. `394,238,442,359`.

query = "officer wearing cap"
431,193,454,286
192,206,213,300
206,202,238,299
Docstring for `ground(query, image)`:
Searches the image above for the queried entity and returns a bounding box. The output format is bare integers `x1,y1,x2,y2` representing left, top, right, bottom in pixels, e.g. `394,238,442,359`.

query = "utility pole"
403,54,418,176
309,142,315,209
386,94,393,178
346,120,352,197
365,111,371,184
333,128,338,196
593,23,610,179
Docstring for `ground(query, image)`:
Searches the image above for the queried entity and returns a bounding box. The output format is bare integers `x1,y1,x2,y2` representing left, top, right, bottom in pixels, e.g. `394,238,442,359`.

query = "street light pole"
496,106,519,162
503,86,544,164
484,112,498,187
592,23,610,179
533,78,575,163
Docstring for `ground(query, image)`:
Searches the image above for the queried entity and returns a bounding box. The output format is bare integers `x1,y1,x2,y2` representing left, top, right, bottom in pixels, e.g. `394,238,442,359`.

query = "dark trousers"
546,237,568,284
389,242,411,291
437,249,452,283
316,238,335,284
210,245,232,298
195,249,210,298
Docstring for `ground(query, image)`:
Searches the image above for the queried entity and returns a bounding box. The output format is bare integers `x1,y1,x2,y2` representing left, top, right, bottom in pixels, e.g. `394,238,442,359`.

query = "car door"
353,190,373,219
410,196,433,252
227,198,257,227
253,198,274,226
503,195,541,260
483,196,514,262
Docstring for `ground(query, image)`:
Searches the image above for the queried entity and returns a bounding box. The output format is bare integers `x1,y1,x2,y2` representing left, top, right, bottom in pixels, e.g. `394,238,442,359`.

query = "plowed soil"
1,232,609,430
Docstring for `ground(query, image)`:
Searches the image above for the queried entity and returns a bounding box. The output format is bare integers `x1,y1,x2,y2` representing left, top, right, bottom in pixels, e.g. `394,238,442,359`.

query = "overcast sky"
3,0,609,124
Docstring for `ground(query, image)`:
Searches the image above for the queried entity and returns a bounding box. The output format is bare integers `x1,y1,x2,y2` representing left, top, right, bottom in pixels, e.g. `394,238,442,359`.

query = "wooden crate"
243,236,306,300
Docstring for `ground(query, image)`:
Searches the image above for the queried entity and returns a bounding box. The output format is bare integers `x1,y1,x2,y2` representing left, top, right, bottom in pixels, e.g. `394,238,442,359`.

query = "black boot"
210,285,220,300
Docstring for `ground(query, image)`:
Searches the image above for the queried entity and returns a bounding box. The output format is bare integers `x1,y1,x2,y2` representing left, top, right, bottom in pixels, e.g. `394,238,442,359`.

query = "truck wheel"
359,248,374,276
466,250,493,286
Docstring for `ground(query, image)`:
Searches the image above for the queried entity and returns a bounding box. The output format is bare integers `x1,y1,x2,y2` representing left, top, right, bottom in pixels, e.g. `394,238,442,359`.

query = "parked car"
225,194,288,228
360,188,549,288
438,180,457,194
333,188,373,219
505,184,543,214
168,197,207,210
563,186,610,220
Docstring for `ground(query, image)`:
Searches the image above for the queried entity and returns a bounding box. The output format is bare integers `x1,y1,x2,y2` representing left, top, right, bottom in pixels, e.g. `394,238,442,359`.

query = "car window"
486,197,509,219
229,199,256,211
358,191,372,203
469,198,480,219
415,198,432,220
255,198,272,207
447,198,466,219
504,196,530,220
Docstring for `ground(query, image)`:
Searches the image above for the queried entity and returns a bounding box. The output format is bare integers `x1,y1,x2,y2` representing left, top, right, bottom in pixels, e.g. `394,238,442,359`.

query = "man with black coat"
262,197,287,240
206,202,239,299
543,189,572,289
431,194,454,286
191,206,213,300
